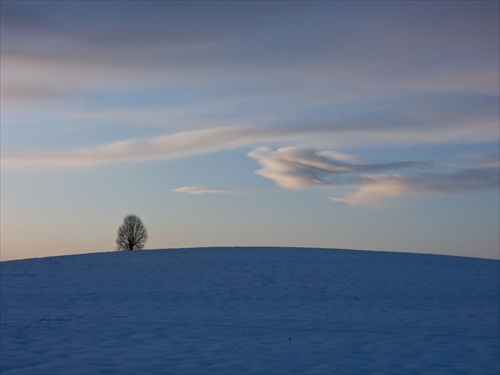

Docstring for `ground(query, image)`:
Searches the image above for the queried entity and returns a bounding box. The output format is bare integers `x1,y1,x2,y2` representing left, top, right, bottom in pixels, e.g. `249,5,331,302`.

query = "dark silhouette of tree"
116,214,148,251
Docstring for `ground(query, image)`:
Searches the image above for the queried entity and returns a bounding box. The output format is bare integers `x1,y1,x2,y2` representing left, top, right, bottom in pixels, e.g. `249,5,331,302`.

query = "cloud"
416,167,500,194
248,147,353,189
333,166,500,206
464,154,500,169
2,1,498,114
247,146,426,190
330,175,411,206
3,126,267,166
173,187,236,195
2,3,498,160
248,146,499,205
3,117,497,169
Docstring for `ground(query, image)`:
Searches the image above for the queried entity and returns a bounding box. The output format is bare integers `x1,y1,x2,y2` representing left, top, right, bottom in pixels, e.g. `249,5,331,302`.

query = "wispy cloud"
2,4,498,168
248,146,499,205
3,1,498,98
332,167,500,206
2,1,498,124
330,175,412,206
3,126,264,166
2,117,498,168
173,187,237,195
248,146,427,190
464,154,500,169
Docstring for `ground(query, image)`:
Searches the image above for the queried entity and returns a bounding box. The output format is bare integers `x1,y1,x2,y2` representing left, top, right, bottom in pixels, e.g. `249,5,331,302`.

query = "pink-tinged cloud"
2,126,264,167
2,123,498,168
248,146,426,190
247,147,356,190
248,146,499,205
332,167,500,206
330,175,416,206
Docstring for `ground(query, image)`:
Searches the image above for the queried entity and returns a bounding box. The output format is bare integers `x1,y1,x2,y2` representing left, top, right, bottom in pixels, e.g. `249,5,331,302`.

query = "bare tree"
116,214,148,251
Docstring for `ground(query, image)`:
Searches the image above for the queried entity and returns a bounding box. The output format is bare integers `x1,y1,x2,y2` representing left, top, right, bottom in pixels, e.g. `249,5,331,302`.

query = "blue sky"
1,1,499,260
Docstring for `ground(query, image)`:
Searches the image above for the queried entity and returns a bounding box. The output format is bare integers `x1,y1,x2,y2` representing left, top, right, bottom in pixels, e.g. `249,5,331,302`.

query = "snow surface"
1,247,498,374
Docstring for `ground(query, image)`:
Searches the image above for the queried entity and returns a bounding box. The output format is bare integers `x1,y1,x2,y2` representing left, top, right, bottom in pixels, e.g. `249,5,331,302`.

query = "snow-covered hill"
1,247,498,374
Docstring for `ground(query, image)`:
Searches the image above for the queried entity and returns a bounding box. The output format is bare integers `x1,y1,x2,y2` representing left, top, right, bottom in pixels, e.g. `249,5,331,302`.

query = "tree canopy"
116,214,148,251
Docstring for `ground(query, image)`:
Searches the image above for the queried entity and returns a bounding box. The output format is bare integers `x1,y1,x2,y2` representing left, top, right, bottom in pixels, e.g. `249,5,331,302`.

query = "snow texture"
1,247,499,374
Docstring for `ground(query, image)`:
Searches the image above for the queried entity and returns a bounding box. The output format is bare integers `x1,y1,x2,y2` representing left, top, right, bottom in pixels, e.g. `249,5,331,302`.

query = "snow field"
1,247,499,374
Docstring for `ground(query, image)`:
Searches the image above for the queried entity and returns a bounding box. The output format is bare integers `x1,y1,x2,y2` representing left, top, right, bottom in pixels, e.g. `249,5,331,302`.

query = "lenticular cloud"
248,146,354,189
248,146,500,205
247,146,425,190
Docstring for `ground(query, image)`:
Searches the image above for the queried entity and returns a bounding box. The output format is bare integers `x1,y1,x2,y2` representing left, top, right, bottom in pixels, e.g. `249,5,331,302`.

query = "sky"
1,1,499,261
